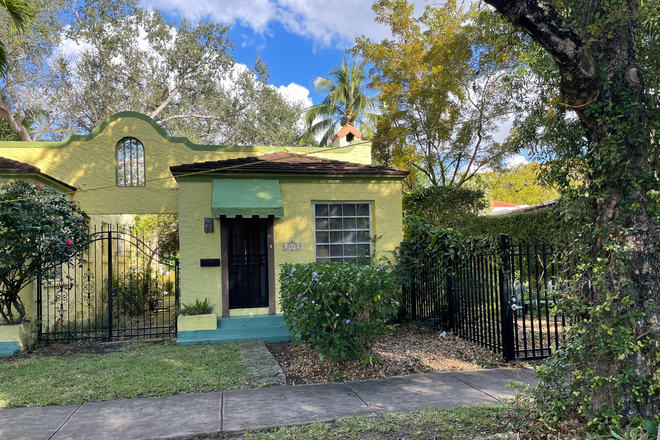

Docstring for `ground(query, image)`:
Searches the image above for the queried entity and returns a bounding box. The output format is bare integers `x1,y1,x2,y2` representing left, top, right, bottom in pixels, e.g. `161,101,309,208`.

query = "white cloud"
492,117,513,145
140,0,432,48
505,154,529,168
59,36,94,63
276,82,313,107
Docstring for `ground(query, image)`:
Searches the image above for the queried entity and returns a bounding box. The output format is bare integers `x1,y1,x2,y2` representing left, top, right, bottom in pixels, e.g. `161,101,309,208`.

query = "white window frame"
45,264,65,287
313,201,372,263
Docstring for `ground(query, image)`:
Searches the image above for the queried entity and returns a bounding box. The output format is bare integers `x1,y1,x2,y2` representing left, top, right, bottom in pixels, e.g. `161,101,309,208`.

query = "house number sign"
283,241,301,251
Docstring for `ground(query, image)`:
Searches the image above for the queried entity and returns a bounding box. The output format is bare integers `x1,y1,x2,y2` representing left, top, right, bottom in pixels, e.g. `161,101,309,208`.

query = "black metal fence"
401,234,566,361
37,224,180,343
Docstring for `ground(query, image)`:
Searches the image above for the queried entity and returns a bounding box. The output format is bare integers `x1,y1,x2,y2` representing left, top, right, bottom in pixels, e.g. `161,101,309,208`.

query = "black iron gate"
37,225,180,343
402,234,566,361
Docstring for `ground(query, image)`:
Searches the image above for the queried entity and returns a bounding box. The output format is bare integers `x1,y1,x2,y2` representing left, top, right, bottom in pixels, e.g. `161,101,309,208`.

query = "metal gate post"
411,254,417,321
498,234,515,361
107,229,113,340
36,268,43,342
446,261,455,332
175,260,180,309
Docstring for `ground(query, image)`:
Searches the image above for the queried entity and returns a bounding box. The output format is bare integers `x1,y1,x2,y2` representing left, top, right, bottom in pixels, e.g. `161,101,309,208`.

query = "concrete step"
177,329,293,345
177,314,293,346
217,314,288,329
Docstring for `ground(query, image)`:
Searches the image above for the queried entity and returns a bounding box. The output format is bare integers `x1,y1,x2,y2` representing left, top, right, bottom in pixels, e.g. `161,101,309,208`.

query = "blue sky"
132,0,521,164
138,0,431,107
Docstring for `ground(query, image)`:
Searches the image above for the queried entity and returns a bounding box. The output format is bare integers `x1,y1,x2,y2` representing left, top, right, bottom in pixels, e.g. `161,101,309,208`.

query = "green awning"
211,179,284,218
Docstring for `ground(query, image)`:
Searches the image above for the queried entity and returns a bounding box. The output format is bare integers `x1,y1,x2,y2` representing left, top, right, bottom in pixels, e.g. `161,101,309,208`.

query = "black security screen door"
227,217,268,308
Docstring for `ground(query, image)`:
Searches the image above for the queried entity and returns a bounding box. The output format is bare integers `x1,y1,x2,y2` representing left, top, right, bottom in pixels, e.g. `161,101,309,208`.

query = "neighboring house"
490,199,557,216
490,200,528,215
0,112,408,349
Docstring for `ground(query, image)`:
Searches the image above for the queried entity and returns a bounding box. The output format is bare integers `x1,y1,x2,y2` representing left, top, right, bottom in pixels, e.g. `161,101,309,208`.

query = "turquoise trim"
0,111,364,155
0,341,19,357
176,314,292,345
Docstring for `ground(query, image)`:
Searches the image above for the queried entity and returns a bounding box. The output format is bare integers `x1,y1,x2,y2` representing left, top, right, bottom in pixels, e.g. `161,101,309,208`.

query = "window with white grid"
314,202,371,263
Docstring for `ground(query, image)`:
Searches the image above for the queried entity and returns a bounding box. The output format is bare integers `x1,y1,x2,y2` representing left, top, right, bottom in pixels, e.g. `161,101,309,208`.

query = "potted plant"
176,298,217,332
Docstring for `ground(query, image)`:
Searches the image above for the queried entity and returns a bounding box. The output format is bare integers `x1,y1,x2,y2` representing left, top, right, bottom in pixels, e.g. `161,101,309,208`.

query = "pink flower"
66,239,73,246
38,183,44,189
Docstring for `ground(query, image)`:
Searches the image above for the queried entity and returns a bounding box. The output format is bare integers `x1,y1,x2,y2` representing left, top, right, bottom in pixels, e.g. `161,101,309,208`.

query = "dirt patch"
268,322,524,385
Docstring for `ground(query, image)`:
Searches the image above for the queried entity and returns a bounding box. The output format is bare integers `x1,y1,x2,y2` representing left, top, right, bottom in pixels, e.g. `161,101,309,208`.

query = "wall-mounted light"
204,218,214,233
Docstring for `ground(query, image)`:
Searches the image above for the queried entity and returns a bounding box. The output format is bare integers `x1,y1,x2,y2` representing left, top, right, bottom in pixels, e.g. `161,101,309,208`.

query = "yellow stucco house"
0,112,408,349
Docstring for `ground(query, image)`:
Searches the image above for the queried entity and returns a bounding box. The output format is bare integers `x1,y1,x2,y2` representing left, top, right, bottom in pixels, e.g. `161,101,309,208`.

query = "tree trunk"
484,0,660,419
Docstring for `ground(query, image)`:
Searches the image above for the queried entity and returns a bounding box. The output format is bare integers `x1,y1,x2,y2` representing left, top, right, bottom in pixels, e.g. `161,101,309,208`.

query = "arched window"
116,138,145,187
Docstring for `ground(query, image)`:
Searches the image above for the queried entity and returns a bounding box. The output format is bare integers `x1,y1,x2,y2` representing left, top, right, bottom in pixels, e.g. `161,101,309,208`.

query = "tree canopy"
0,0,308,145
353,0,522,188
467,162,559,206
484,0,660,425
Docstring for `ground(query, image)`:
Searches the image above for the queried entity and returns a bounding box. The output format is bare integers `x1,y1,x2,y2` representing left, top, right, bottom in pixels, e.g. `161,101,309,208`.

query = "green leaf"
641,420,658,435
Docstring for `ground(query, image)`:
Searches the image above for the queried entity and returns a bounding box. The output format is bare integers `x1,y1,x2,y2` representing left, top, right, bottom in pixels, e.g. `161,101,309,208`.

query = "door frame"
220,215,276,317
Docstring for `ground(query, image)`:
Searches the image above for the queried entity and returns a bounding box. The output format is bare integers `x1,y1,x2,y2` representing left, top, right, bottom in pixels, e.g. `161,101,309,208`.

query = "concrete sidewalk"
0,368,536,440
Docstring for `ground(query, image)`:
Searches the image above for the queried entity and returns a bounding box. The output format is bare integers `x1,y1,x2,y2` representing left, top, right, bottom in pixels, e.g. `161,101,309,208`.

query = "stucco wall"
178,181,223,308
177,178,404,314
0,112,372,216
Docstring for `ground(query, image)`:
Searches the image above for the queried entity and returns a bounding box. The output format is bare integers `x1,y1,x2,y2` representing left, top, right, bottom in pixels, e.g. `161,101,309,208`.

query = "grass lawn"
0,341,250,408
207,404,537,440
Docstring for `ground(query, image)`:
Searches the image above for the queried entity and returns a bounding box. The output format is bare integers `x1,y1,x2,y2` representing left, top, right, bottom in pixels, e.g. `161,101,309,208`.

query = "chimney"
331,122,363,149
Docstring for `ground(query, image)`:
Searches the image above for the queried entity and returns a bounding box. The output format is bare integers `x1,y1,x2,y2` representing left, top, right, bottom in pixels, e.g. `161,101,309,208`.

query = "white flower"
336,313,339,317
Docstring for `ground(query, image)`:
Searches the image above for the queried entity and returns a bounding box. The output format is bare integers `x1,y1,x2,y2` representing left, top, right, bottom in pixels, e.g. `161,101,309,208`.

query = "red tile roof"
0,157,77,191
331,123,362,141
170,152,409,176
492,200,518,208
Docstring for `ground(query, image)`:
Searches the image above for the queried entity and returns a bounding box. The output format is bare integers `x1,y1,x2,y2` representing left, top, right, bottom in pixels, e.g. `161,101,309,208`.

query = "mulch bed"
268,322,524,385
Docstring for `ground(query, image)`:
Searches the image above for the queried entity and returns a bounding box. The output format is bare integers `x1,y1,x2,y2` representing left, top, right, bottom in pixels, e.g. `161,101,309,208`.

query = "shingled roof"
169,152,410,177
0,157,77,191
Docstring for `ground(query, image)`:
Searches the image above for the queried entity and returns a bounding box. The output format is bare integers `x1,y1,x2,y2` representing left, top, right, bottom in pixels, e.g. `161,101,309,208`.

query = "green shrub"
456,205,571,241
403,185,488,231
279,262,400,361
163,279,175,295
177,298,213,316
111,269,162,317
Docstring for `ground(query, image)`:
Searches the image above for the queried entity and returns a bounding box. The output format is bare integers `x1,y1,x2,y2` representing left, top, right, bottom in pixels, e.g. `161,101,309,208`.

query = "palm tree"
303,57,379,147
0,0,34,76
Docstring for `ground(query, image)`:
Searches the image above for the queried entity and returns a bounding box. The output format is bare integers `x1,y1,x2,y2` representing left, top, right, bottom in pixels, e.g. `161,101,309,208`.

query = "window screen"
314,202,371,263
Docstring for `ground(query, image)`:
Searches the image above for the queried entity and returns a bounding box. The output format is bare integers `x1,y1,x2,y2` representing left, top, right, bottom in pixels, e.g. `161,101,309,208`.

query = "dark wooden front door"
226,217,269,309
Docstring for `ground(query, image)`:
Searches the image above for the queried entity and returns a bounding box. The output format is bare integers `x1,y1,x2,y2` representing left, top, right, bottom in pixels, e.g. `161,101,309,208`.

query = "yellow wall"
0,112,403,322
178,181,223,308
178,178,404,314
0,112,372,216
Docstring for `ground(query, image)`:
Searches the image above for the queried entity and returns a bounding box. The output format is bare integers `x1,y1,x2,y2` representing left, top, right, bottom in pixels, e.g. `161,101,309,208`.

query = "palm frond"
303,55,380,145
304,104,342,127
3,0,34,35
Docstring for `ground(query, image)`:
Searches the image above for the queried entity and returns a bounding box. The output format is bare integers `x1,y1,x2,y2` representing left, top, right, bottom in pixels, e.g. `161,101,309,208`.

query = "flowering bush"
279,262,400,361
0,180,88,324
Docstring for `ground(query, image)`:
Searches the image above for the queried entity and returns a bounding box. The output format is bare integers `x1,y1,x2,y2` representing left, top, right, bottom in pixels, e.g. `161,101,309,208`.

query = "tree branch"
148,78,184,120
483,0,599,109
158,114,228,124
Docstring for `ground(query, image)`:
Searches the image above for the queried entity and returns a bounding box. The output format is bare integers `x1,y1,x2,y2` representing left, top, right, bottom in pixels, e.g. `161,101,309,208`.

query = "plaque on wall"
283,241,301,251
